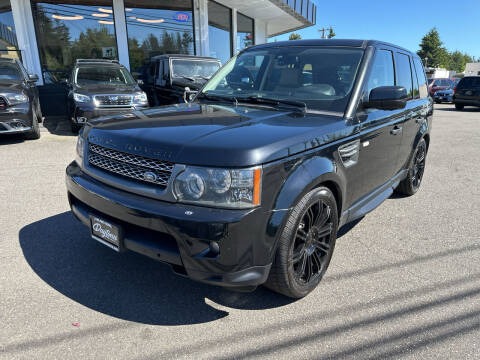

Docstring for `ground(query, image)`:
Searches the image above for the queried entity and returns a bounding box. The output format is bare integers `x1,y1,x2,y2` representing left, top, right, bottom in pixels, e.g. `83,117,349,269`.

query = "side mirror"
27,73,39,83
364,86,408,111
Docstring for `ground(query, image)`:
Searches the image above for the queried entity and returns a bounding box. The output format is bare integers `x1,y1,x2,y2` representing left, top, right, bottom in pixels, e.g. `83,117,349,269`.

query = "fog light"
76,117,87,123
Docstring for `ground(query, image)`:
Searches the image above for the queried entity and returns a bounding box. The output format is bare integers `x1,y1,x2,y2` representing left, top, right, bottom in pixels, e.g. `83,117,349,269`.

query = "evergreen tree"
327,27,336,39
289,32,301,40
417,28,447,68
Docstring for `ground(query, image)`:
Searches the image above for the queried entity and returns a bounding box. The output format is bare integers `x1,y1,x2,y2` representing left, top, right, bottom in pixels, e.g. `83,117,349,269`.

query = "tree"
327,27,336,39
289,32,301,40
417,28,448,68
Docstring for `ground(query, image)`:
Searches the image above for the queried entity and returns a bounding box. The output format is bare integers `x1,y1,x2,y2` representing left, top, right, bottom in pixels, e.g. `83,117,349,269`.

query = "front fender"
263,155,346,262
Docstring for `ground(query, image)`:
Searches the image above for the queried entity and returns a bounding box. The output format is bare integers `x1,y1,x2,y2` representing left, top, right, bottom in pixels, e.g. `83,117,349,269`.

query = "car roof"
151,54,220,61
251,39,418,58
75,59,123,67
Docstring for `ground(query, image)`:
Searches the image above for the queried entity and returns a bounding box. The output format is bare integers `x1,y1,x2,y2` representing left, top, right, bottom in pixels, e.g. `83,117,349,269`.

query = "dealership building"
1,0,316,85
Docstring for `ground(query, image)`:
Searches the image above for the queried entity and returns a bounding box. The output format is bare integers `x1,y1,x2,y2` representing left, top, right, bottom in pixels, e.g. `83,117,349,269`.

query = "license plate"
90,215,122,251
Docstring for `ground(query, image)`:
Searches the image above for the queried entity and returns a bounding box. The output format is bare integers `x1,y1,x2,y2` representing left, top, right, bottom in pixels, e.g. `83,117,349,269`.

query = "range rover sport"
66,40,433,298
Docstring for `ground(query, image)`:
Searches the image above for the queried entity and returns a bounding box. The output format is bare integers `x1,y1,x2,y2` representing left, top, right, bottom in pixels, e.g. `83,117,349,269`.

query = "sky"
274,0,480,60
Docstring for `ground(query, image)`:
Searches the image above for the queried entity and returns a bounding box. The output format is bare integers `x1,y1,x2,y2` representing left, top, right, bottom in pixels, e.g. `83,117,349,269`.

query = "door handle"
391,126,402,135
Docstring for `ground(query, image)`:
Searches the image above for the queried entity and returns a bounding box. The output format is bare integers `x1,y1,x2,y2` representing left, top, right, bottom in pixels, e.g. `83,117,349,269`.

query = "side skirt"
339,169,408,226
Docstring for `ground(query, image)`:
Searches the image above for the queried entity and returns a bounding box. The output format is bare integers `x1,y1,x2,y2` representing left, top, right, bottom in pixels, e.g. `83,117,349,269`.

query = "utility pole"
318,27,327,39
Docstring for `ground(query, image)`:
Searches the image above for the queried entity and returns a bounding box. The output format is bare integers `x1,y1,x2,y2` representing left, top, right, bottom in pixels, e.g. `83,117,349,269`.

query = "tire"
24,111,40,140
265,187,338,298
36,101,43,123
71,121,81,133
435,100,440,104
395,139,427,196
455,104,464,110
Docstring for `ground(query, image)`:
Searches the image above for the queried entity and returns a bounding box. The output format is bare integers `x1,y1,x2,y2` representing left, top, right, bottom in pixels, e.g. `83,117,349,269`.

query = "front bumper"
72,105,149,125
0,104,32,134
66,161,272,288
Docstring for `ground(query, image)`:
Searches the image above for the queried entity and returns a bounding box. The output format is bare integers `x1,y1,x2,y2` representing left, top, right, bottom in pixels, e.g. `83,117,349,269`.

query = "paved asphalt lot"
0,104,479,359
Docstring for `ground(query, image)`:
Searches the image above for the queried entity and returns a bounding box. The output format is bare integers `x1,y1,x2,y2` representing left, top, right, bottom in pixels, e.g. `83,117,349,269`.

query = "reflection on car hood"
75,84,140,94
86,103,355,167
0,79,23,93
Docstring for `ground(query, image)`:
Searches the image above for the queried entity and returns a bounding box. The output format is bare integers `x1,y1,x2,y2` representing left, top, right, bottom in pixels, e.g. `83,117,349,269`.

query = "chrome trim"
0,121,31,134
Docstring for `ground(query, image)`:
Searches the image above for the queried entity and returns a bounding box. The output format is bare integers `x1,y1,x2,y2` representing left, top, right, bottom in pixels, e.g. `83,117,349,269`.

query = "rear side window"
367,49,395,94
395,53,413,99
457,77,480,89
413,58,428,98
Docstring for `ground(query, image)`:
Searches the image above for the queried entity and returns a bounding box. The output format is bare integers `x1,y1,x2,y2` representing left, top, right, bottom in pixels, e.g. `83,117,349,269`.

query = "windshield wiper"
197,93,238,105
238,96,307,113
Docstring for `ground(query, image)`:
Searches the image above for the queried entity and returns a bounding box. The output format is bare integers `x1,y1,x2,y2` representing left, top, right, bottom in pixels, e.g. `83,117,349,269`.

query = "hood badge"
143,171,158,183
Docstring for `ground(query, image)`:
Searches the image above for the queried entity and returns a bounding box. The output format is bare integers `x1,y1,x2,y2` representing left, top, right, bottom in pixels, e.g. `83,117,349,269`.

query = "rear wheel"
24,111,40,140
396,139,426,196
265,187,338,298
455,104,464,110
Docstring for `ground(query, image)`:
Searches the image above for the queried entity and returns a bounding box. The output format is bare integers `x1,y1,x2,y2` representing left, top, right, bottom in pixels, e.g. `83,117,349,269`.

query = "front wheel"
396,139,426,196
24,111,40,140
265,187,338,298
455,104,464,110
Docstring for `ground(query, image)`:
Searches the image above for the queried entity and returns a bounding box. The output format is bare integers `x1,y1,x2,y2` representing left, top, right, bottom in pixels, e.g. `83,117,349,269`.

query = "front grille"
0,96,7,110
94,95,132,107
88,143,174,187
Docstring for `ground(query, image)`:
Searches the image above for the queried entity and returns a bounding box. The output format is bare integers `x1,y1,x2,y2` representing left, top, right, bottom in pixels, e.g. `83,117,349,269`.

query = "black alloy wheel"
292,200,333,284
265,187,338,298
396,138,427,196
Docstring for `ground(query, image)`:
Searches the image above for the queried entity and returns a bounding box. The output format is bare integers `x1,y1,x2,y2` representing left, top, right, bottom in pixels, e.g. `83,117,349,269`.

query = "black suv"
67,59,149,132
66,40,433,298
453,76,480,110
138,54,221,106
0,58,42,140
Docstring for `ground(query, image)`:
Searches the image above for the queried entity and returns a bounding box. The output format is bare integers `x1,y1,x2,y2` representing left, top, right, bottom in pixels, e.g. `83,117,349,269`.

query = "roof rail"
75,59,120,64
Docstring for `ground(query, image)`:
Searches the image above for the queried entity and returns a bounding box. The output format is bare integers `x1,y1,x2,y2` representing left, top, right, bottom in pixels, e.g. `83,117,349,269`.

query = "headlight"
174,166,261,209
134,92,148,103
73,93,90,103
6,92,28,105
75,135,85,165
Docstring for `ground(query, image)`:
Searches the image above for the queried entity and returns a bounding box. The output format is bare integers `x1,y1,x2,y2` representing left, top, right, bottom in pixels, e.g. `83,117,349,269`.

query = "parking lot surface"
1,104,479,359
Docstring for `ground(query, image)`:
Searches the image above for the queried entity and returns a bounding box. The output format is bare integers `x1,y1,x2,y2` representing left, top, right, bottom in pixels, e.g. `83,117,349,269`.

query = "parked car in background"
139,54,221,106
428,78,453,97
434,85,455,103
67,59,149,132
453,76,480,110
0,58,42,140
66,39,432,298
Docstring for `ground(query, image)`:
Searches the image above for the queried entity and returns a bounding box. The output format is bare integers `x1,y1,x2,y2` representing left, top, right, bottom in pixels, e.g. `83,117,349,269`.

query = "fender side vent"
338,140,360,168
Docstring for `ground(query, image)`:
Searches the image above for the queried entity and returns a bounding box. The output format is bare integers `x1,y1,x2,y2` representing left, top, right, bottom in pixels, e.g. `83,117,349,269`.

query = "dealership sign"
174,12,189,22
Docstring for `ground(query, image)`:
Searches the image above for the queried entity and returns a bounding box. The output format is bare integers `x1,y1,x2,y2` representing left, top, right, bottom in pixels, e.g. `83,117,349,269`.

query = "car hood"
0,79,24,93
85,103,354,167
75,84,140,95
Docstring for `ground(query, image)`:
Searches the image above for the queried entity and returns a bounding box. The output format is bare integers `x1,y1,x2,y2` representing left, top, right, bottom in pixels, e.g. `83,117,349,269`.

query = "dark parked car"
453,76,480,110
139,54,221,106
428,78,453,97
66,40,433,298
0,58,42,140
67,59,149,132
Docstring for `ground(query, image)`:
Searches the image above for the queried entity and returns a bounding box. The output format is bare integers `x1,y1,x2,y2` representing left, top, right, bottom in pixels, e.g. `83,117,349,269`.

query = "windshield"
201,47,364,113
75,66,135,86
171,59,221,79
0,62,22,81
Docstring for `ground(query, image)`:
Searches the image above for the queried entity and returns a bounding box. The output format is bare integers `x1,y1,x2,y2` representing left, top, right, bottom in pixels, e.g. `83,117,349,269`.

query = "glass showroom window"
0,0,19,60
208,1,232,64
32,0,117,81
124,0,194,79
236,12,253,53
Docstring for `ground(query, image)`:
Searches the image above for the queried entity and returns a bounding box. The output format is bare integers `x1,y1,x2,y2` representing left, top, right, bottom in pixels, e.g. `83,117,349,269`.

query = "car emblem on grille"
143,171,158,183
110,96,119,101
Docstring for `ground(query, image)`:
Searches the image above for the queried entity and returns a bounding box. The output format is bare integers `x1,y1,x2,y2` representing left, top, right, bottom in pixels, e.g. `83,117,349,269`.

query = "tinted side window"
367,49,395,94
458,77,480,89
413,58,428,98
395,53,413,99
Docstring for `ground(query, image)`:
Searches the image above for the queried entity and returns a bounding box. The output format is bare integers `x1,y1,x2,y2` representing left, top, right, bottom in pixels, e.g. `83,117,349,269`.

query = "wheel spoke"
292,248,305,264
314,238,330,253
296,229,307,241
311,250,323,272
296,252,307,278
305,256,313,282
315,202,330,227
